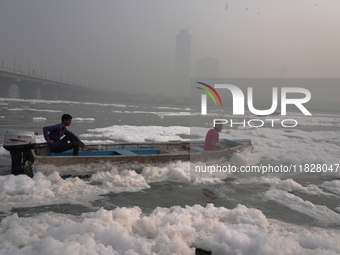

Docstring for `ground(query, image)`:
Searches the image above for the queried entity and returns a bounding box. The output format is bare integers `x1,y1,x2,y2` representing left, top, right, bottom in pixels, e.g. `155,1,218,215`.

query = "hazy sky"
1,0,340,96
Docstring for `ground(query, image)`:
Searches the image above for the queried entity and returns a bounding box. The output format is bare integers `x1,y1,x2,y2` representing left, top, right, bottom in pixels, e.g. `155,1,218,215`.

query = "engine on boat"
3,130,37,176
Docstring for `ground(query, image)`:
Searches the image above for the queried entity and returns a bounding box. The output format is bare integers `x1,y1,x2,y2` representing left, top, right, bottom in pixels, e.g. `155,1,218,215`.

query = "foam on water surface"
0,160,236,214
1,204,340,255
1,98,340,254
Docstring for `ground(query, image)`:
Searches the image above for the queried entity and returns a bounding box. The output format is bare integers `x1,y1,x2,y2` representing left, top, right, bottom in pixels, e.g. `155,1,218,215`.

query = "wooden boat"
30,139,253,176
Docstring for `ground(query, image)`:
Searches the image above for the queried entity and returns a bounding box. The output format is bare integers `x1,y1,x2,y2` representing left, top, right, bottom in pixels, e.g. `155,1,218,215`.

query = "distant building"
195,57,219,78
174,29,191,98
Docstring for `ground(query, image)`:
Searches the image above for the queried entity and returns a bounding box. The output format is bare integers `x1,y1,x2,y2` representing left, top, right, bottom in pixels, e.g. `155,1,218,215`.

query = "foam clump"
90,168,150,192
320,180,340,195
72,118,95,122
275,178,303,192
32,117,46,122
225,127,340,170
84,125,190,142
0,160,250,214
265,179,340,224
228,149,261,167
141,161,233,185
0,146,10,155
0,169,150,214
1,204,340,255
0,172,98,213
141,161,191,184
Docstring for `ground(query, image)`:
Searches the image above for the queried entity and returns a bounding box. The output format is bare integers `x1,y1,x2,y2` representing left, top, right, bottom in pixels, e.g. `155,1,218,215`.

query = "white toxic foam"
225,127,340,177
7,107,62,112
320,180,340,195
6,156,260,213
0,146,10,156
0,169,150,214
264,179,340,224
32,117,46,122
72,118,95,122
82,125,192,142
7,108,25,111
1,204,340,255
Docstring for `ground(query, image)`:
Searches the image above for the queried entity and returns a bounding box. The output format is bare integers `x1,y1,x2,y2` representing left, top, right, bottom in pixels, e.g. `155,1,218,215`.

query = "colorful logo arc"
196,82,222,106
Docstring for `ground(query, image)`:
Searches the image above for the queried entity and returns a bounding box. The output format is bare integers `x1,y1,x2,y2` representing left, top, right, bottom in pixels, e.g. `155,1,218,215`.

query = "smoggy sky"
1,0,339,96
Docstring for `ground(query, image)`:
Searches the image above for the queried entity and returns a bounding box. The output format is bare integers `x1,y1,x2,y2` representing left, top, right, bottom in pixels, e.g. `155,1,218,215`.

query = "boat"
33,139,252,176
3,130,253,177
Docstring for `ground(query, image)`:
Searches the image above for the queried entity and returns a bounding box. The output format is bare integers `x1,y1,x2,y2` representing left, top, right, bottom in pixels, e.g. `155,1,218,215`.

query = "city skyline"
1,1,340,98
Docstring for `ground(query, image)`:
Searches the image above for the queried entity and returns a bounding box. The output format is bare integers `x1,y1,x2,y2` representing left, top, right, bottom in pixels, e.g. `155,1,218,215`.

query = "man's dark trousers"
51,134,79,155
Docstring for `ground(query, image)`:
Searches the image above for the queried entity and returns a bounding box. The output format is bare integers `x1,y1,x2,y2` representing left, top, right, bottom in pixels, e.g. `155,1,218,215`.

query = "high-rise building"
174,29,191,98
195,56,219,78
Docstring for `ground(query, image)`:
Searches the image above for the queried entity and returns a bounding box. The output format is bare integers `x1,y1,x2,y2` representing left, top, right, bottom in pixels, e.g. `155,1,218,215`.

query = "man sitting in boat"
204,124,224,151
43,114,93,156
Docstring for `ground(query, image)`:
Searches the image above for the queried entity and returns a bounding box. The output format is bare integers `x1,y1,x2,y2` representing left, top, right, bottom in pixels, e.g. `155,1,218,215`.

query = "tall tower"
174,29,191,98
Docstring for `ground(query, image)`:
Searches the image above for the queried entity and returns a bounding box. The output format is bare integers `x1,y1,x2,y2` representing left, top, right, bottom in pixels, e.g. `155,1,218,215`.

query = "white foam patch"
228,149,261,167
82,125,193,142
155,106,191,111
90,169,150,192
0,169,150,214
0,162,188,212
83,102,138,108
320,180,340,195
7,108,25,111
33,159,235,185
264,179,340,224
274,179,335,197
1,204,340,255
80,125,219,143
141,161,229,185
0,146,10,156
21,157,260,214
232,176,282,185
73,118,95,122
28,108,63,112
224,128,340,177
141,161,191,184
78,140,116,145
111,110,194,118
33,117,46,122
291,113,340,127
7,107,62,112
133,110,191,116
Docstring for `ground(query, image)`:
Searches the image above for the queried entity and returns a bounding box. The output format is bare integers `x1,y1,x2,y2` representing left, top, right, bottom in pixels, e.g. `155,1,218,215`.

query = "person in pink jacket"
204,124,224,151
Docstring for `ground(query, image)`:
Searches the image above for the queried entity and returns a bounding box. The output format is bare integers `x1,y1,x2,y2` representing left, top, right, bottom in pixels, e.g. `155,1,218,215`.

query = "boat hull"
32,139,253,176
